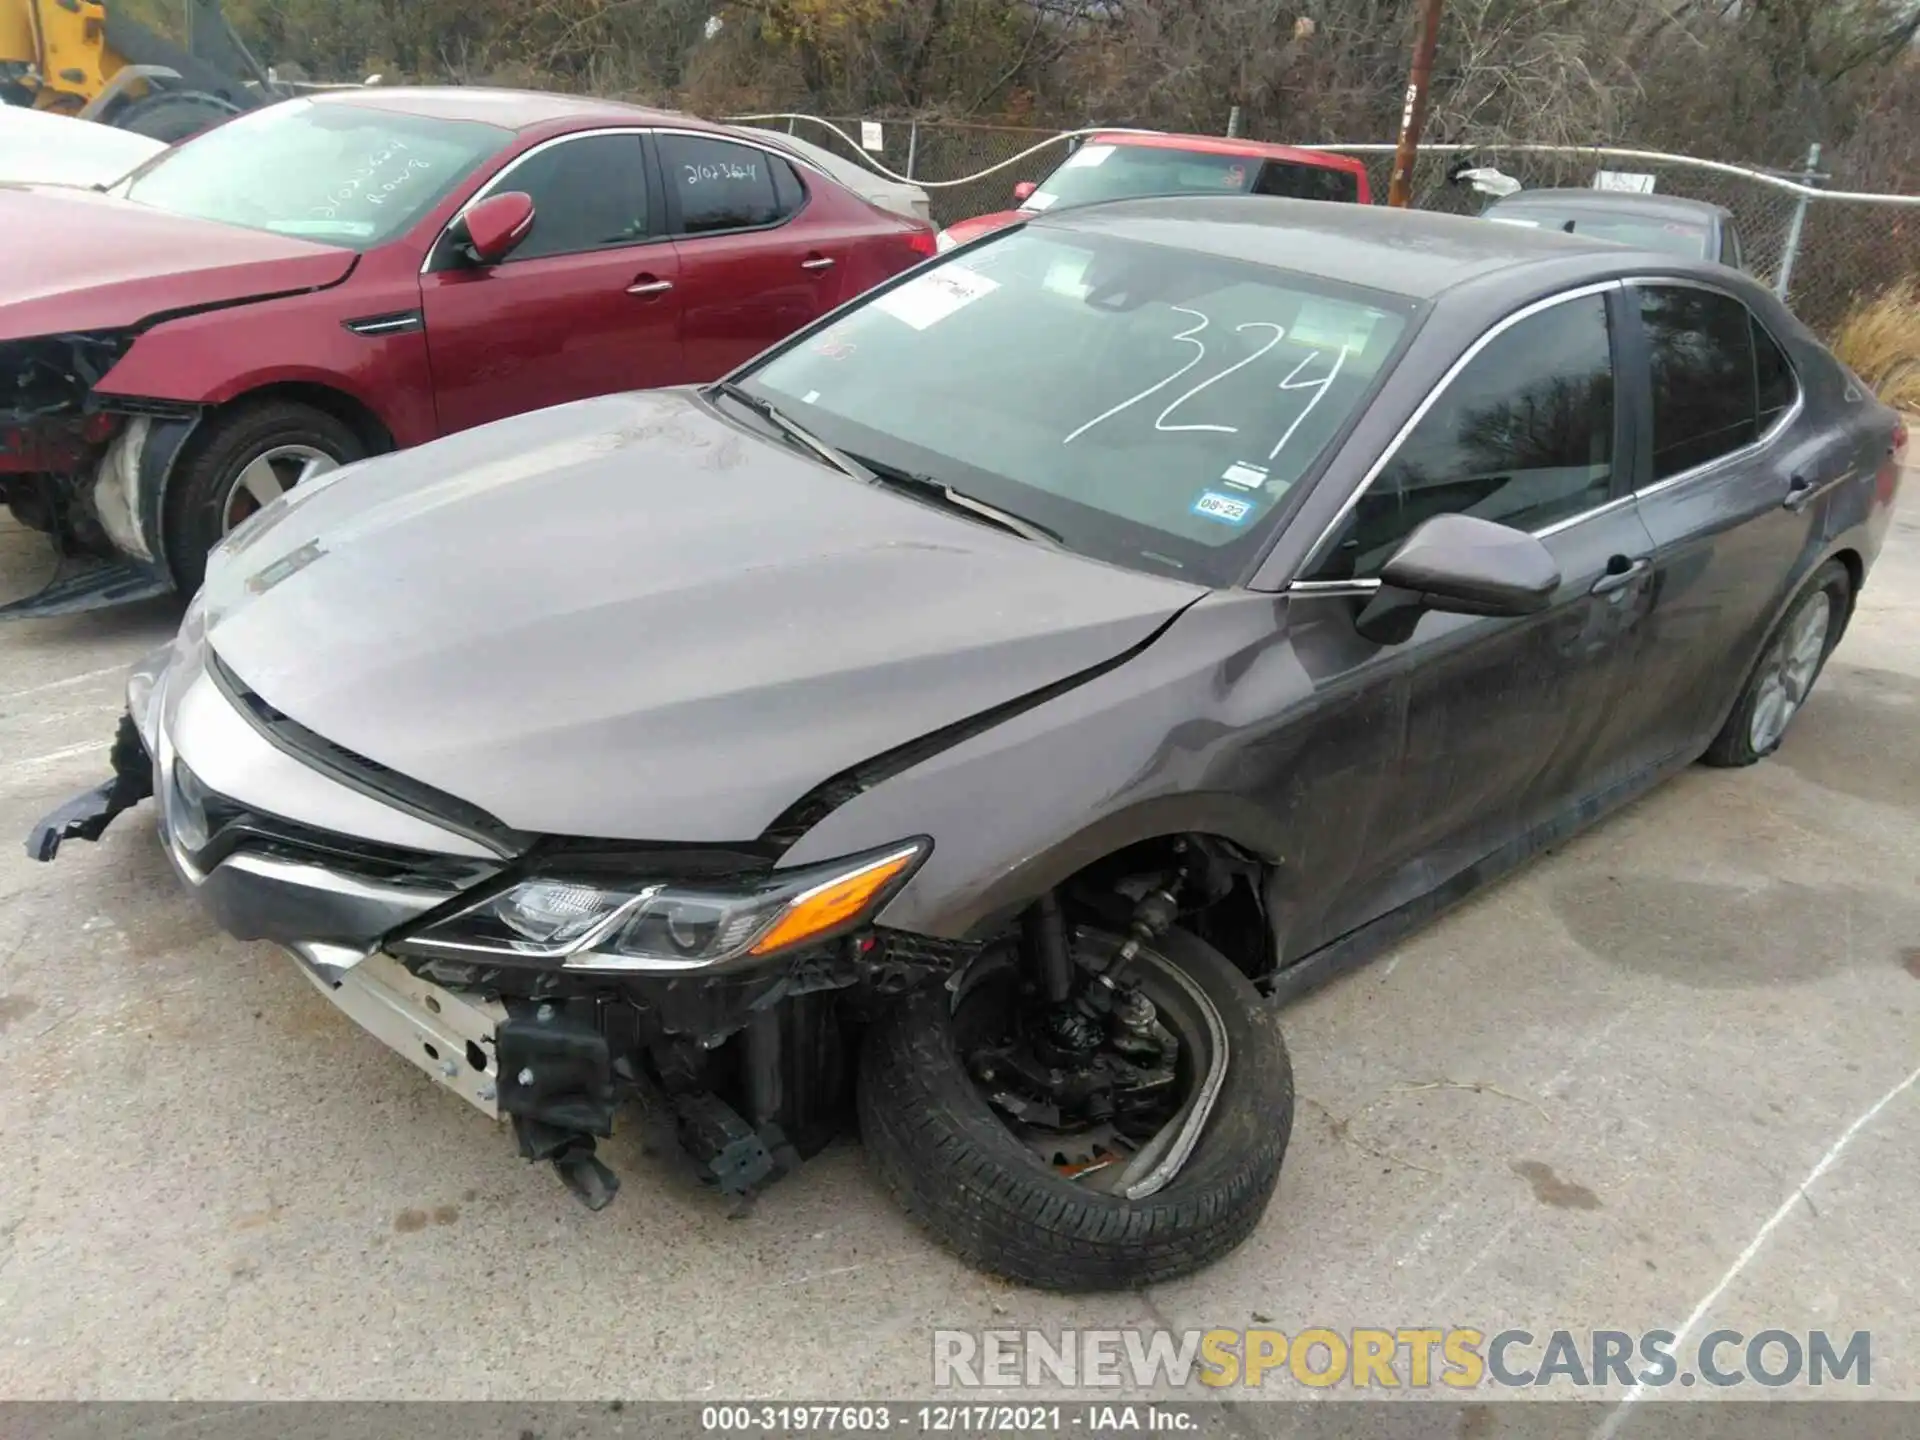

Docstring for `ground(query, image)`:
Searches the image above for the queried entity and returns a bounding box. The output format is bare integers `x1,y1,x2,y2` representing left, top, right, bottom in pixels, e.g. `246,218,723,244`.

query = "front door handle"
1590,557,1651,596
1782,473,1818,512
800,255,836,272
627,275,674,297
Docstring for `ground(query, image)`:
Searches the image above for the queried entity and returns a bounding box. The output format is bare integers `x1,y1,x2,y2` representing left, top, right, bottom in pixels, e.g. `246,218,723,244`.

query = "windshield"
1028,144,1267,211
1487,207,1710,259
742,227,1418,583
116,100,511,247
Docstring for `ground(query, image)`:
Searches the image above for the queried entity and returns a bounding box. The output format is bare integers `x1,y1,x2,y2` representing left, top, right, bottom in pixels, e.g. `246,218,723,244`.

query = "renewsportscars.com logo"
931,1328,1872,1391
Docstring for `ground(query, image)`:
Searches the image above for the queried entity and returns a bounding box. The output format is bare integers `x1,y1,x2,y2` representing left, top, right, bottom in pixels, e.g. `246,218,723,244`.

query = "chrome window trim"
1624,275,1807,501
1290,279,1625,585
1531,489,1639,539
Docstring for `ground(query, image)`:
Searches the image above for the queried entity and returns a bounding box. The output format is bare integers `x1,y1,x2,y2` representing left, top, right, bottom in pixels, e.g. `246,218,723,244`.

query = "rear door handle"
800,255,835,272
1590,557,1650,596
627,275,674,296
1782,473,1818,511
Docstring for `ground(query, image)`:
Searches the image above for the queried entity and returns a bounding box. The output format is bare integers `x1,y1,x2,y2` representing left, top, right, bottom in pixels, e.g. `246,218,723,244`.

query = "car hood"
199,390,1204,845
0,185,356,341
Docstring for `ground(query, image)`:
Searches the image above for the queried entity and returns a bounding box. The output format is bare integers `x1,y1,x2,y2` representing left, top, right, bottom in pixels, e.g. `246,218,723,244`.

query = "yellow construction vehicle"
0,0,279,141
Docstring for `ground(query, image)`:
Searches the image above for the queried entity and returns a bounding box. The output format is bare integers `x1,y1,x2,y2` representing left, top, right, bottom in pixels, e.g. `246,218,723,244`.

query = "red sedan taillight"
904,225,938,260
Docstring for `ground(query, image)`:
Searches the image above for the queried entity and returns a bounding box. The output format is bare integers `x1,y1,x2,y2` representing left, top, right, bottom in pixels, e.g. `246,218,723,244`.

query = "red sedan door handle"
627,274,674,297
800,254,836,272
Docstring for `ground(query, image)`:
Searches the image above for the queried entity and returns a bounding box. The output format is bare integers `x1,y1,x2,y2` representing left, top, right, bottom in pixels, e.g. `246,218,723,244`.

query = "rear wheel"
162,400,366,593
859,925,1292,1290
112,89,239,143
1703,560,1851,767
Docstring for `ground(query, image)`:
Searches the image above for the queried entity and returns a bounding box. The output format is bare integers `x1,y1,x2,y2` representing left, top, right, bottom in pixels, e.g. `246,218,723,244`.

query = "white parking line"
7,665,123,700
4,741,101,774
1593,1059,1920,1436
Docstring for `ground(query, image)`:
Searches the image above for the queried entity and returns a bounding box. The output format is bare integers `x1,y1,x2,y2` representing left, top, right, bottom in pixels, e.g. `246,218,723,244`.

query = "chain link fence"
731,116,1920,337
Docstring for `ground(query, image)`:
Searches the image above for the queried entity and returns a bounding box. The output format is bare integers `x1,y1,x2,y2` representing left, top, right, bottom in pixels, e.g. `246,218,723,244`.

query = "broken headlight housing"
397,840,928,973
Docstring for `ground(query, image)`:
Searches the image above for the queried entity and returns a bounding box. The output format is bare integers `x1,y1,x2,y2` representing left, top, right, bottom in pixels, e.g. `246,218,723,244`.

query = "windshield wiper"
848,454,1062,546
707,380,875,484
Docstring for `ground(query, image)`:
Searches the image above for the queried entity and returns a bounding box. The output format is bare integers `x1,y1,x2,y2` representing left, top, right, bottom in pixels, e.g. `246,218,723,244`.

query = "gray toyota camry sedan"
30,197,1906,1291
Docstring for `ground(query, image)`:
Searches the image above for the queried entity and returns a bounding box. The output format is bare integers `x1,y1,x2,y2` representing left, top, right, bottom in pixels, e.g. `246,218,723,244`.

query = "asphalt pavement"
0,496,1916,1407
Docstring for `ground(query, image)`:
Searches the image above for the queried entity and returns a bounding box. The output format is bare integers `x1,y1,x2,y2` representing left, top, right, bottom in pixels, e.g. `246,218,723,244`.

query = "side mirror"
1012,180,1038,204
451,191,535,266
1348,513,1560,644
1380,513,1561,617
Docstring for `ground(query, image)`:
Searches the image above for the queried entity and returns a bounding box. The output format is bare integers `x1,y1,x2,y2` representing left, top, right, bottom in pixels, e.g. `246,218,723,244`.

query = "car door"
419,130,683,435
1618,280,1829,760
655,131,850,381
1275,286,1661,959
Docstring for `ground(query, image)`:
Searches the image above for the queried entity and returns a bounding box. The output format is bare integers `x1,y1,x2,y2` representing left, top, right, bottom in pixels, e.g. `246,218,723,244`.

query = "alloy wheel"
219,444,338,533
1748,591,1832,754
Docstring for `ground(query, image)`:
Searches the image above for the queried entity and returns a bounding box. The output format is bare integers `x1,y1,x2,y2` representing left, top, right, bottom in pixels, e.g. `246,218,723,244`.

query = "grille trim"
204,649,530,860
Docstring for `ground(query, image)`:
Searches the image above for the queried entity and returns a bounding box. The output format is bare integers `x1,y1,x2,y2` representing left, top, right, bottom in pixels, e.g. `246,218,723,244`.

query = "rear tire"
1702,560,1851,768
858,926,1293,1291
162,400,367,594
113,89,239,143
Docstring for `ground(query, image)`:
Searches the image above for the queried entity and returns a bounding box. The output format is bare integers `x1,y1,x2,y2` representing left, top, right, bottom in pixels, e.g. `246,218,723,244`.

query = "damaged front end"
2,332,192,618
27,630,980,1211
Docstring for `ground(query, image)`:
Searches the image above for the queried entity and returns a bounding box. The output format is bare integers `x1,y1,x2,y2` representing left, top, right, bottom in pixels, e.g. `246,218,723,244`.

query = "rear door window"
658,134,798,235
1253,161,1360,204
1637,285,1762,480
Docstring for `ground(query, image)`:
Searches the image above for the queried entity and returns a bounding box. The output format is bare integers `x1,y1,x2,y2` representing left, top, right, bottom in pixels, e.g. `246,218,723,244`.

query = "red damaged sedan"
0,88,936,615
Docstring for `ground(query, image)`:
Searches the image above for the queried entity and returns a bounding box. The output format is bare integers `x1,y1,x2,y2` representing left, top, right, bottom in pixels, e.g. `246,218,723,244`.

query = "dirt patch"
0,995,39,1032
1512,1159,1602,1210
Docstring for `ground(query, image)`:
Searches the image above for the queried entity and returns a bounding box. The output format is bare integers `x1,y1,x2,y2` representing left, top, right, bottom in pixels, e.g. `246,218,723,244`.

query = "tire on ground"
1702,558,1852,768
858,925,1293,1291
162,399,367,594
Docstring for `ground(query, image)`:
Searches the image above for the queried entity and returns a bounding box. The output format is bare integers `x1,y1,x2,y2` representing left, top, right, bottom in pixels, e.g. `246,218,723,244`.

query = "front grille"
171,756,493,890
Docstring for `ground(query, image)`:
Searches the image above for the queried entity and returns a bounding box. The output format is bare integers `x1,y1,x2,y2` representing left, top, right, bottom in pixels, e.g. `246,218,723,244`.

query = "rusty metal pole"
1386,0,1446,208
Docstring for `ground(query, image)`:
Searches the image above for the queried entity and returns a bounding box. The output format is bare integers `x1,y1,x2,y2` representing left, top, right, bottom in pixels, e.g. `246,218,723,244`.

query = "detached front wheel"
859,925,1292,1290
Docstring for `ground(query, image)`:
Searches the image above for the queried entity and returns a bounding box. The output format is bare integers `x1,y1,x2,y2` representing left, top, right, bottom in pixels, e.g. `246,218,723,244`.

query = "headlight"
398,840,927,973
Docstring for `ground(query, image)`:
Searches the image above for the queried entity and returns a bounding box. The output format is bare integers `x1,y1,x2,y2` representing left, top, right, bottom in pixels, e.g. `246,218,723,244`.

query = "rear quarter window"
1253,161,1361,204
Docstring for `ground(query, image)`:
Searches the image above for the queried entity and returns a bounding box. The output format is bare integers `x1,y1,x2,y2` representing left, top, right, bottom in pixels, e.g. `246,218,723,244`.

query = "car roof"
312,85,686,131
1032,194,1677,301
1486,188,1732,222
1088,131,1369,175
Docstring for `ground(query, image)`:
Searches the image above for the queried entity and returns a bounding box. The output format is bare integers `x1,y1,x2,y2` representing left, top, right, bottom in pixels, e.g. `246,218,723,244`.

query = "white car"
736,125,932,225
0,106,165,187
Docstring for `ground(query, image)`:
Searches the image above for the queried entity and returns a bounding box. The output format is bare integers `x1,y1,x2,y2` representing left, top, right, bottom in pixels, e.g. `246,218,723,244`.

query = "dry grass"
1831,279,1920,412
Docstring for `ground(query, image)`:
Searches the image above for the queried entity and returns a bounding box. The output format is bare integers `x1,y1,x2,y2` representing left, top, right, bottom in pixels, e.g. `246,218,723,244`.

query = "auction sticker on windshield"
875,267,1001,330
1062,144,1115,169
1192,491,1255,526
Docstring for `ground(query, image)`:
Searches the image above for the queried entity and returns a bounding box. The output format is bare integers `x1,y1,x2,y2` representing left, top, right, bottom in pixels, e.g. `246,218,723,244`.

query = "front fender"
94,281,436,448
776,591,1352,941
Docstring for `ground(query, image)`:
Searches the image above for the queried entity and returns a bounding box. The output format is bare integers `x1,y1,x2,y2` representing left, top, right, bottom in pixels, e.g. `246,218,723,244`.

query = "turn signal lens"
748,846,921,956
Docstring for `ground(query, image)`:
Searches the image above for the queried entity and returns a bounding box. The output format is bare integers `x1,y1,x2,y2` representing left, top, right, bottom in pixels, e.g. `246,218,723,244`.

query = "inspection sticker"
874,266,1000,330
1192,491,1255,526
1220,461,1268,491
